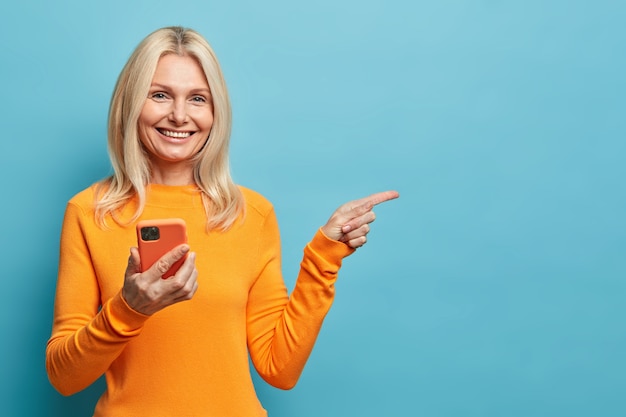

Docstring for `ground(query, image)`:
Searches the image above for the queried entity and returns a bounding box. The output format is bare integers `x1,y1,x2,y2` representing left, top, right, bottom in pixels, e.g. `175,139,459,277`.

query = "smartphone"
136,218,188,279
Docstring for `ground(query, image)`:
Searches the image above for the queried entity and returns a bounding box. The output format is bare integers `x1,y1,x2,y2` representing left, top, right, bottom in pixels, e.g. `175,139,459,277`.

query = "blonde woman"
46,26,398,417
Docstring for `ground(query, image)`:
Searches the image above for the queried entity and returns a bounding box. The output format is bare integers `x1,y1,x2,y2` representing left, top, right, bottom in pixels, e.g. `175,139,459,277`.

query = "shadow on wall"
12,260,106,416
46,379,106,417
7,129,111,416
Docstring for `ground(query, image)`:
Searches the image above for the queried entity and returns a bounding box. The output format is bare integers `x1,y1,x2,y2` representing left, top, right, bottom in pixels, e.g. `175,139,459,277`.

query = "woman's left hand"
321,190,399,249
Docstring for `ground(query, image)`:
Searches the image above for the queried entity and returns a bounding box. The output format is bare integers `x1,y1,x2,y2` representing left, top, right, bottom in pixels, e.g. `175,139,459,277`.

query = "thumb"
126,247,142,276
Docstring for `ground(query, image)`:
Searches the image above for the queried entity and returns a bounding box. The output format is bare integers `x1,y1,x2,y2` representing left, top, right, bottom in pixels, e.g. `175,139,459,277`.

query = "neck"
150,161,195,186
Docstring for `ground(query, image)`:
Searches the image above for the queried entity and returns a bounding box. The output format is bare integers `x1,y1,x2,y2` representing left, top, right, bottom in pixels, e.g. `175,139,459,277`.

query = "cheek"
195,109,214,131
136,117,152,146
138,102,161,127
137,104,159,139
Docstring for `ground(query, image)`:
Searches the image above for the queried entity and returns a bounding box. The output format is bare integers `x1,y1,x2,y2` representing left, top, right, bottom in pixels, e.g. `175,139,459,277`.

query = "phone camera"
140,226,160,241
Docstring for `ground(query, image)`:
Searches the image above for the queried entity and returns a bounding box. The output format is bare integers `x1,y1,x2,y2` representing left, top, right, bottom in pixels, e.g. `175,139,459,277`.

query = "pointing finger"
321,190,399,241
339,191,398,233
351,190,400,212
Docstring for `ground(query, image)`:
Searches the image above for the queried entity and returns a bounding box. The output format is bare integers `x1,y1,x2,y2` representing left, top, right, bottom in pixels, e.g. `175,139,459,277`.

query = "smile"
158,129,193,138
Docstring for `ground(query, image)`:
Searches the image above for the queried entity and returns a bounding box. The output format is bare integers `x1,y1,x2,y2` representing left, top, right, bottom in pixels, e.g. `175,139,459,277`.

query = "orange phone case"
136,218,188,279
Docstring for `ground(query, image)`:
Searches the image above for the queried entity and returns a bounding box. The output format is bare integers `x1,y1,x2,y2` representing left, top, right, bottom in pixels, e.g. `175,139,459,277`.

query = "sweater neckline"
145,183,203,208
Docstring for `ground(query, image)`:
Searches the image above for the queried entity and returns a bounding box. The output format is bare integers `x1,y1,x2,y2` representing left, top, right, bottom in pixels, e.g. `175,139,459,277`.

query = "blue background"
1,1,625,416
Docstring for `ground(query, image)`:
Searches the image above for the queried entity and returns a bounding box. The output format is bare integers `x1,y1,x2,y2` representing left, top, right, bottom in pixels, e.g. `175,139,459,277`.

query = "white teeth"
160,129,192,138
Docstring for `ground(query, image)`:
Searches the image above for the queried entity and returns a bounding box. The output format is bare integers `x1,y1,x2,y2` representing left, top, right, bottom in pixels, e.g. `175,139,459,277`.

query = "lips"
157,128,194,139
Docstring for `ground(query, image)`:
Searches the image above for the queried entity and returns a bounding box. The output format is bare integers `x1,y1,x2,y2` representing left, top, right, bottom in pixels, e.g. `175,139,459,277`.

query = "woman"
46,26,398,417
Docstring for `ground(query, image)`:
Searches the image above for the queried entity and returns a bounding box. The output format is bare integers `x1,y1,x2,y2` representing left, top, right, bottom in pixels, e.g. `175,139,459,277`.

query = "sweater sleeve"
45,202,150,396
246,208,354,389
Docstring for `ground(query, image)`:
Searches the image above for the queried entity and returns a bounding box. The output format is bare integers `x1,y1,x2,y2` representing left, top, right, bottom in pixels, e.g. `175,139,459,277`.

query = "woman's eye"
150,92,168,100
191,96,207,103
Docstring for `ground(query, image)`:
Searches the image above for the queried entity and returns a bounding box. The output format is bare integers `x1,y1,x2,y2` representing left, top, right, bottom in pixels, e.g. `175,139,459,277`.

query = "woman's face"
138,54,214,181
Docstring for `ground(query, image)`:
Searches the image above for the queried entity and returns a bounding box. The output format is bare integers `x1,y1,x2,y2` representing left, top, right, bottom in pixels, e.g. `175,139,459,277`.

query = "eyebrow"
149,83,212,95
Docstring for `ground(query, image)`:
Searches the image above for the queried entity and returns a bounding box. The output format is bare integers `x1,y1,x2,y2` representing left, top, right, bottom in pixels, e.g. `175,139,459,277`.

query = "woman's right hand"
122,244,199,315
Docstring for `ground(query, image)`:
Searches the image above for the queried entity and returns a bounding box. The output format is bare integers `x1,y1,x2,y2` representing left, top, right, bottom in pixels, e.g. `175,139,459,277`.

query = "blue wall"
1,1,625,416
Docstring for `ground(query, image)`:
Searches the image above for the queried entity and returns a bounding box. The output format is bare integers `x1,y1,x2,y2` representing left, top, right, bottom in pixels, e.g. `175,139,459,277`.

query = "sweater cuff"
103,291,150,337
305,228,356,273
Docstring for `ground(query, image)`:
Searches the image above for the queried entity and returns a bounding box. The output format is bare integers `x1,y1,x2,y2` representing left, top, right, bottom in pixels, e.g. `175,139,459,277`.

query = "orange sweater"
46,184,353,416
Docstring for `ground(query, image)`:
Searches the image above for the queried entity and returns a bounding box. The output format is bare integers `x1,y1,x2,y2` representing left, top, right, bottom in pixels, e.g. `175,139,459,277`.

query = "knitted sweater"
46,184,353,416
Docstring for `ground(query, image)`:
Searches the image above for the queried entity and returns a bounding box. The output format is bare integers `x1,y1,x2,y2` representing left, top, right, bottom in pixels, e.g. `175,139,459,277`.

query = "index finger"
147,244,190,279
354,190,400,210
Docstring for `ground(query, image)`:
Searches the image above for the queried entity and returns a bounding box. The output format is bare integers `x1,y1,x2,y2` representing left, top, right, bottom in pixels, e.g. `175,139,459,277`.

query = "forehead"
151,54,209,89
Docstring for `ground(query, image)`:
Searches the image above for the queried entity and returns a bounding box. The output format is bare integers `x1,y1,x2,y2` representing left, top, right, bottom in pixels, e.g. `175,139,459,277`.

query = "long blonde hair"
95,26,243,230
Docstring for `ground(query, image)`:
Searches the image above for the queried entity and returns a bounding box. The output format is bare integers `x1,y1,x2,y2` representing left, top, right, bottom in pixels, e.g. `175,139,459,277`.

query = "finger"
168,254,198,301
147,244,190,279
346,235,367,249
174,250,196,276
321,190,398,241
171,268,199,302
339,223,371,243
168,252,197,287
341,211,375,234
350,190,400,212
339,191,399,227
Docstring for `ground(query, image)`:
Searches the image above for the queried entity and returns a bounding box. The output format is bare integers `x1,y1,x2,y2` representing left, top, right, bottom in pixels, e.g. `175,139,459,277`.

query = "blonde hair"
95,26,243,230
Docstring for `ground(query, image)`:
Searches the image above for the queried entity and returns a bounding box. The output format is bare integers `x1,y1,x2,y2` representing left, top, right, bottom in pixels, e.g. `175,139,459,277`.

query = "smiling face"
138,53,214,184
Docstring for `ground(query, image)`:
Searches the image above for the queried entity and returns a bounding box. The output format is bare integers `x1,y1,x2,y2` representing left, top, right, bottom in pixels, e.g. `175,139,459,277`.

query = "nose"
168,99,188,125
